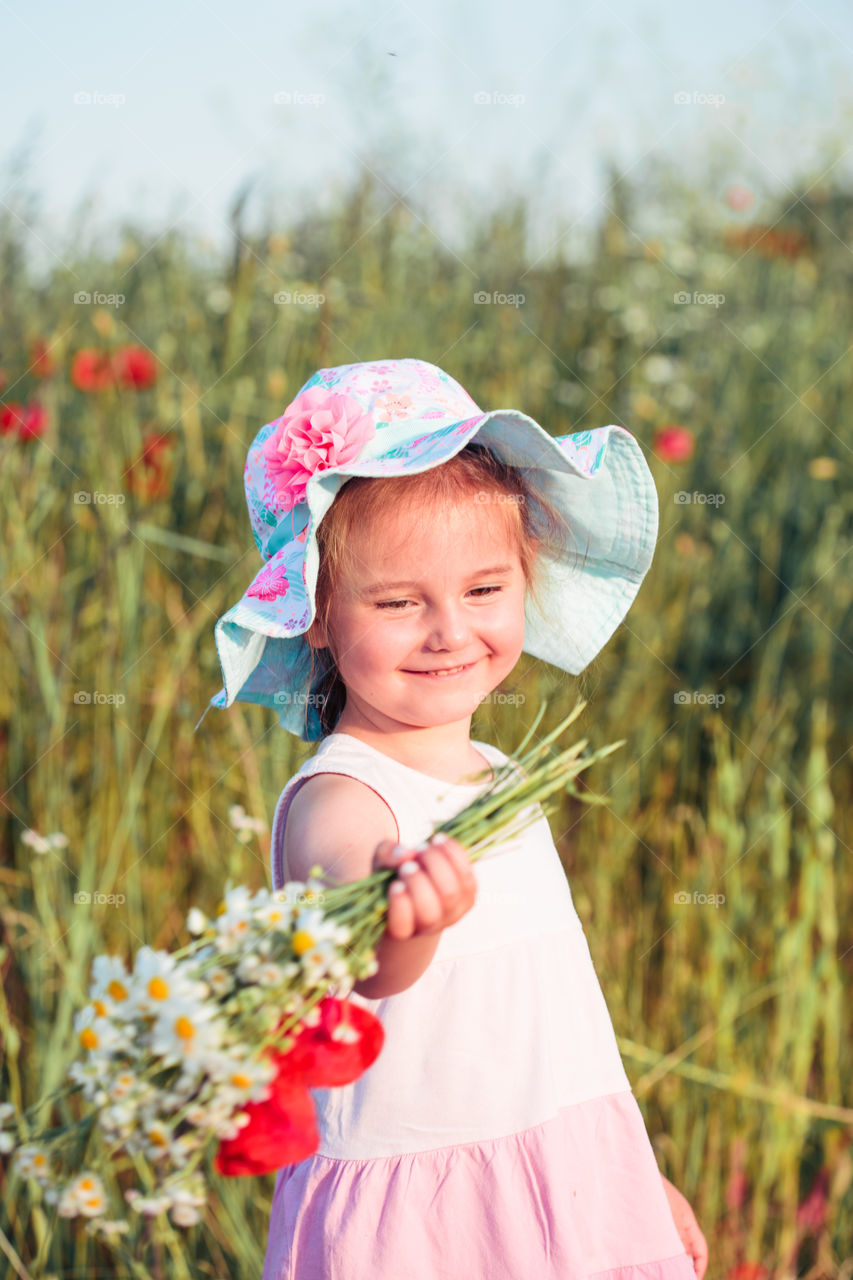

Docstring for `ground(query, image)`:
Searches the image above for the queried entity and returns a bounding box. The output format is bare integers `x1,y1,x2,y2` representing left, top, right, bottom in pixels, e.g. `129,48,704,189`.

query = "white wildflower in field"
20,828,69,855
13,1145,53,1184
228,804,266,843
57,1172,108,1218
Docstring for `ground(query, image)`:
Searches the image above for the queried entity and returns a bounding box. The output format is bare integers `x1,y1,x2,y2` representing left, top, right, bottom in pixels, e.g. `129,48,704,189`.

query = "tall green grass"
1,156,851,1277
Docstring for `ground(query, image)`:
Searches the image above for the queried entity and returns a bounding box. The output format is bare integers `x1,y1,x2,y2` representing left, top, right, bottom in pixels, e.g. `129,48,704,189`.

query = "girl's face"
308,494,529,736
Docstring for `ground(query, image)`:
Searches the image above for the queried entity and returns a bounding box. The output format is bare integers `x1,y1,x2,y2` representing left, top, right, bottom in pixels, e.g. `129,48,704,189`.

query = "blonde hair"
304,442,580,738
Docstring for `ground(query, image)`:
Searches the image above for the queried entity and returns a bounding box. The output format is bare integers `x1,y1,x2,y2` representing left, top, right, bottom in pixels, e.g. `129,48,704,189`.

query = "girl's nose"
424,602,473,650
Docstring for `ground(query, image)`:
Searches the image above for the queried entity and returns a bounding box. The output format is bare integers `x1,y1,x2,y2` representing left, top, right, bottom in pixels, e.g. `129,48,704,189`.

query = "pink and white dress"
262,732,695,1280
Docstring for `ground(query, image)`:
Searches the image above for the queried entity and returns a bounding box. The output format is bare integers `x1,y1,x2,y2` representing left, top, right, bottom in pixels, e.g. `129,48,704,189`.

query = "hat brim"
204,410,658,740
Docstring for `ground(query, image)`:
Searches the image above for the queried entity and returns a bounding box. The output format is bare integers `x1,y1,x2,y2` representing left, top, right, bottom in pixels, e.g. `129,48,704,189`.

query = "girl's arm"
283,775,476,999
660,1174,708,1278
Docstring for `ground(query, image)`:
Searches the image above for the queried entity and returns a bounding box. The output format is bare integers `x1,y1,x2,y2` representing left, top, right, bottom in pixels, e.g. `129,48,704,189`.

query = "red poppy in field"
18,401,48,439
124,432,174,501
71,348,115,393
726,1264,768,1280
0,401,48,440
723,224,810,260
0,402,23,435
112,344,158,390
214,997,384,1177
30,338,57,379
653,424,694,464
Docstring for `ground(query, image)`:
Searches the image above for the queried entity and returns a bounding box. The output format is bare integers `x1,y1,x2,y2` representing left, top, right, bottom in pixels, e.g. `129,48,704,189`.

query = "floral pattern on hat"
262,387,375,512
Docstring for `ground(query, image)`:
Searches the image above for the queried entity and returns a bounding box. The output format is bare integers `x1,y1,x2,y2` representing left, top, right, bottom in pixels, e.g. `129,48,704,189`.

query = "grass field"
1,157,851,1278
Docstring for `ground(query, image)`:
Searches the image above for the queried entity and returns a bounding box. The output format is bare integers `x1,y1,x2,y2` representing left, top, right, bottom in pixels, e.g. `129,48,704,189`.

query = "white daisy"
89,954,133,1019
13,1146,53,1182
149,999,224,1067
130,947,205,1015
73,1004,125,1057
57,1171,108,1219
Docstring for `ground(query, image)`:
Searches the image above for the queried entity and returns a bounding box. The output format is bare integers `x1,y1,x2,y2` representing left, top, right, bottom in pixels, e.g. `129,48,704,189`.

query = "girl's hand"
661,1175,708,1279
373,834,477,941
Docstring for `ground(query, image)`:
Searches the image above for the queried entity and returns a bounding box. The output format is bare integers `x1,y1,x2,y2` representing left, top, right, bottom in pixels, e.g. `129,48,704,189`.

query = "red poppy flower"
112,344,158,390
0,401,47,440
124,432,173,501
214,997,384,1178
653,424,694,464
726,1264,768,1280
18,402,48,439
723,224,809,260
71,348,115,393
0,402,24,435
30,339,57,379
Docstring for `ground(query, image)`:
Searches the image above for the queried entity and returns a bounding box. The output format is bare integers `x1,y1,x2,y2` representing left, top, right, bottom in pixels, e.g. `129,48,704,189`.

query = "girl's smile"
306,496,528,750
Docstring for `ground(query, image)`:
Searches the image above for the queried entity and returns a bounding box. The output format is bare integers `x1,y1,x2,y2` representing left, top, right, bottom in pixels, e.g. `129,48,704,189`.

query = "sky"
2,0,853,271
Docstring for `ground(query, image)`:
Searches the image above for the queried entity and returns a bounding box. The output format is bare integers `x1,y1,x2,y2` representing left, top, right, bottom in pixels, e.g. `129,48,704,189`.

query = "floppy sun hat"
198,357,659,741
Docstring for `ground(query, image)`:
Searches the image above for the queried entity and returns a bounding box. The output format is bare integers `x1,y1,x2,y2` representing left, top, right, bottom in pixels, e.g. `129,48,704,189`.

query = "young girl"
203,358,709,1279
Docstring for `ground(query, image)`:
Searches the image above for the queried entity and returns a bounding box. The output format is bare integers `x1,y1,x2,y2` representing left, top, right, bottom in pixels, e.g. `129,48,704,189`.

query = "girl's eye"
375,586,503,610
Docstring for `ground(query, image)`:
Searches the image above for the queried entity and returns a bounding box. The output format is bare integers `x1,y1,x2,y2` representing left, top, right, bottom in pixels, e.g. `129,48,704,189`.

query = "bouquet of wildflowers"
2,699,621,1258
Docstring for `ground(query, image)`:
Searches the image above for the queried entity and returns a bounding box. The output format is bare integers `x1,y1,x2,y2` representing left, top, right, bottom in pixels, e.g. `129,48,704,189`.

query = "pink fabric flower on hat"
263,387,375,511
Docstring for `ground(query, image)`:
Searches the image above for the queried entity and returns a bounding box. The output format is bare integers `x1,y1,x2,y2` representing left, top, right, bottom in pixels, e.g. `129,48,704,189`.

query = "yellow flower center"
291,930,315,955
80,1177,95,1191
230,1072,252,1090
79,1028,99,1050
107,979,128,1001
148,1128,169,1147
147,976,170,1000
174,1015,195,1041
93,999,108,1017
